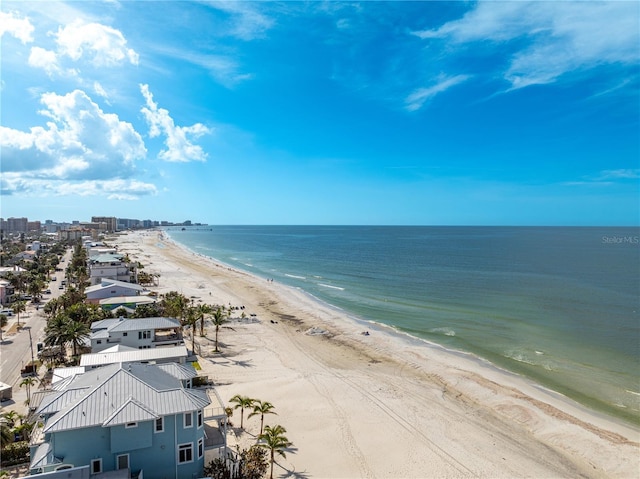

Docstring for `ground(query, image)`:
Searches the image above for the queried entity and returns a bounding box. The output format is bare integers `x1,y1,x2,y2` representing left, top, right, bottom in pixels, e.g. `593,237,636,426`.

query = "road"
0,248,72,410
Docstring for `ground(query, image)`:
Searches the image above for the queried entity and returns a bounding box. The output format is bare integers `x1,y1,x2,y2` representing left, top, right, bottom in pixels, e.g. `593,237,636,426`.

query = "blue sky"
1,1,638,226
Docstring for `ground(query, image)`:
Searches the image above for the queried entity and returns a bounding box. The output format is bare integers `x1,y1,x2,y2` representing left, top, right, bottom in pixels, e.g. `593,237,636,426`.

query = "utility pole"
28,327,35,366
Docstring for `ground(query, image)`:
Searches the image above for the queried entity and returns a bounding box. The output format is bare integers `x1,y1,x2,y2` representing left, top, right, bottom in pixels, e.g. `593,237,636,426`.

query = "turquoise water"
165,226,640,424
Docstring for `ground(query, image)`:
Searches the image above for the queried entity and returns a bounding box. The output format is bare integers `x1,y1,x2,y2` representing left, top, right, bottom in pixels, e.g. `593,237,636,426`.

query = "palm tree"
257,424,292,479
20,376,37,405
27,276,44,303
161,291,190,324
12,300,26,328
198,303,213,337
184,306,200,354
2,411,20,429
229,395,253,429
13,420,36,442
44,315,90,360
63,319,90,358
248,400,277,435
211,306,228,353
0,423,13,448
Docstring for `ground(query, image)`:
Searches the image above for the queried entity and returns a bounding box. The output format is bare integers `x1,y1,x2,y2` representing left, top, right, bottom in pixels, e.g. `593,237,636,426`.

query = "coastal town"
1,216,638,479
0,216,285,478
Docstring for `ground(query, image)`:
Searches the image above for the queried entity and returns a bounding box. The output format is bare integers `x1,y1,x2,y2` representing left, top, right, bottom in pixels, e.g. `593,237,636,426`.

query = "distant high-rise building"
91,216,117,232
5,217,28,234
27,221,41,233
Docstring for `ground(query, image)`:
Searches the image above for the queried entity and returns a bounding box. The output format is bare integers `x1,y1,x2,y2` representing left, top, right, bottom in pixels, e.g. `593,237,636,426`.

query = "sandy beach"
113,230,639,478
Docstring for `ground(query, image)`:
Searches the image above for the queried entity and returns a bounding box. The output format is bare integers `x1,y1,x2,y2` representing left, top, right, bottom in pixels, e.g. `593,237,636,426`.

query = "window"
91,459,102,474
116,454,129,470
184,412,193,428
125,422,137,429
123,332,128,337
155,417,164,433
178,443,193,464
97,340,102,344
198,438,204,458
138,330,151,340
197,409,203,428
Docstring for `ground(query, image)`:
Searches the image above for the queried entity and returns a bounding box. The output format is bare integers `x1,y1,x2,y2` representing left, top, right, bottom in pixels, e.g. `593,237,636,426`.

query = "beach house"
28,362,214,478
84,279,146,304
89,253,135,285
90,316,183,353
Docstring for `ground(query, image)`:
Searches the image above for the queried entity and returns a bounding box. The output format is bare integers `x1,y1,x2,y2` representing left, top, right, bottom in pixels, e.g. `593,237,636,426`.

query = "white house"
80,345,189,368
90,316,183,353
99,295,157,314
89,253,134,285
85,279,145,304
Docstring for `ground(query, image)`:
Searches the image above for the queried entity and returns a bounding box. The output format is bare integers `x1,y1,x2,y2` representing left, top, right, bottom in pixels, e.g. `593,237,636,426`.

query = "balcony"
152,332,182,343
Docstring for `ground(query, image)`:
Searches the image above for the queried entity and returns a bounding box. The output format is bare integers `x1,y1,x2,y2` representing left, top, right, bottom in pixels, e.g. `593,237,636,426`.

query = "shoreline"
115,229,639,478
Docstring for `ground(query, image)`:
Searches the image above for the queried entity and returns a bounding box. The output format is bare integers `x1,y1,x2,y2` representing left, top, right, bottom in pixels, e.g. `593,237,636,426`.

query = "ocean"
164,226,640,425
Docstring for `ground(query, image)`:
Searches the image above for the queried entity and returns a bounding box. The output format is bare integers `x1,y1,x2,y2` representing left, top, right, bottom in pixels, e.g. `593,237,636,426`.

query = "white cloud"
28,46,63,77
596,169,640,181
27,18,138,77
0,175,157,199
405,75,470,112
93,81,109,100
207,1,274,40
150,45,252,88
0,11,34,43
1,89,146,181
413,2,639,89
140,84,211,162
56,19,139,66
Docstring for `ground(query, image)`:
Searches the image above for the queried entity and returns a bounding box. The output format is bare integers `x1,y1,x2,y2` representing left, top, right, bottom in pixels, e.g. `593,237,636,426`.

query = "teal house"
29,362,212,478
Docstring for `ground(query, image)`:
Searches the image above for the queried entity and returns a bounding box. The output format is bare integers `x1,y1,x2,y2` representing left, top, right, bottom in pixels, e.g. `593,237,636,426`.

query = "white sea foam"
430,327,456,337
318,283,345,291
285,273,306,280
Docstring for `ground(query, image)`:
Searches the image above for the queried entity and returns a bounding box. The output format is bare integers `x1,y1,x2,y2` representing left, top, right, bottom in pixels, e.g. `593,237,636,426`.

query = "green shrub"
0,441,29,466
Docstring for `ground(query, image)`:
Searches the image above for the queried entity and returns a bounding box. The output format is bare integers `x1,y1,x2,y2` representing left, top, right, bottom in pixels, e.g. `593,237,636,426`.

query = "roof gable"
102,397,158,427
40,363,208,433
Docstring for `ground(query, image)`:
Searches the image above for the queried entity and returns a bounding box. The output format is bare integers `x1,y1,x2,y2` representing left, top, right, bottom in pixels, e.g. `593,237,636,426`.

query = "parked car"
0,309,13,316
51,276,57,281
44,289,51,294
58,284,64,290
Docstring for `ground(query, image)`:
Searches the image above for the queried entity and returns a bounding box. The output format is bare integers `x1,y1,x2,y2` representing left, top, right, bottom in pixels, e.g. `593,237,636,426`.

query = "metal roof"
99,296,156,305
41,363,210,433
85,279,144,294
109,317,180,332
157,362,198,381
51,367,87,385
79,345,188,367
90,316,180,333
102,397,158,427
91,253,124,264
